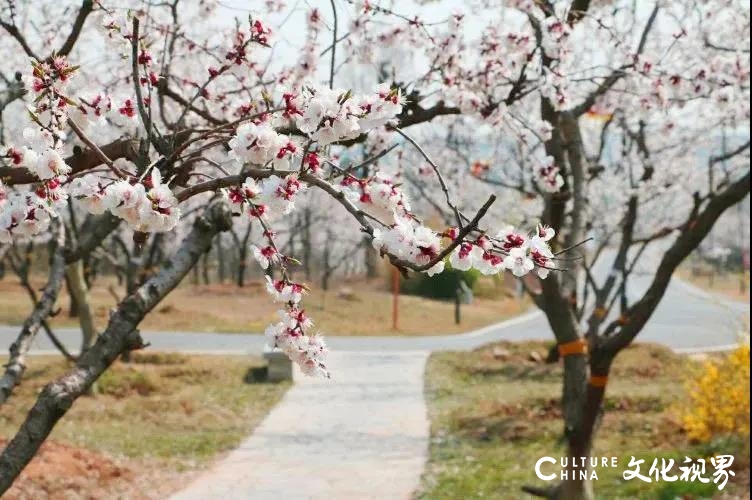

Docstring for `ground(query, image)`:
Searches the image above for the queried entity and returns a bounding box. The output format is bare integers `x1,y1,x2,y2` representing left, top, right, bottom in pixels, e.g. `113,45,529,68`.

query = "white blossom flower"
31,149,71,180
503,247,534,277
251,244,279,269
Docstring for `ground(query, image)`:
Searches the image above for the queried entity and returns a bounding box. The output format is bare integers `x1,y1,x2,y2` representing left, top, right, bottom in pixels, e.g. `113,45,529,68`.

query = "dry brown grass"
679,268,750,302
0,276,529,336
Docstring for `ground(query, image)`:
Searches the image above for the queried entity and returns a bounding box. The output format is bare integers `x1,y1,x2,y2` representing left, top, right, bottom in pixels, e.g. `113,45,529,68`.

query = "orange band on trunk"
558,339,588,357
589,375,608,387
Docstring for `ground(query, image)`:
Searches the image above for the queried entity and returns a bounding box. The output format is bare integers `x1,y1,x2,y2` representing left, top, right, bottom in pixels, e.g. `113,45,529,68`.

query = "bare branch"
0,221,66,406
58,0,95,57
0,20,40,60
389,125,463,228
603,170,750,352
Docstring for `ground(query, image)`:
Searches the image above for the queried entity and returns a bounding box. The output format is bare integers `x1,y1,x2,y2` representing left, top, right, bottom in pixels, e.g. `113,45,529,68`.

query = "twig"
41,322,77,362
554,237,593,256
67,119,128,178
389,125,463,228
0,20,40,60
131,17,156,154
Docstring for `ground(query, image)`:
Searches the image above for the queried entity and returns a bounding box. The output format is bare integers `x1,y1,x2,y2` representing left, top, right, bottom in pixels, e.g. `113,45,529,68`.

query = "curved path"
1,277,747,500
4,277,748,356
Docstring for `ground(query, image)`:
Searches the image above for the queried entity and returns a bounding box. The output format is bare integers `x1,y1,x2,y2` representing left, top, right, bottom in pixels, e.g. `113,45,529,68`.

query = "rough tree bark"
0,199,232,493
537,275,592,500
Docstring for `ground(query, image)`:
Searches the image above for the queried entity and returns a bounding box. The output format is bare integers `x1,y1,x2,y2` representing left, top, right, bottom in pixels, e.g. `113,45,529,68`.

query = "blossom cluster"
1,58,75,241
0,179,60,242
225,173,326,375
354,167,558,280
224,84,409,377
225,174,305,218
289,83,403,145
228,121,298,170
263,277,329,377
535,157,564,193
340,171,409,214
70,168,181,233
233,182,327,376
1,54,150,241
449,224,556,279
373,216,446,276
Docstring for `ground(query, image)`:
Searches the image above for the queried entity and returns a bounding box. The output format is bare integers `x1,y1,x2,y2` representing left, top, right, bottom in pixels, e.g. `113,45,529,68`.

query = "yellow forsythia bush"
682,344,750,442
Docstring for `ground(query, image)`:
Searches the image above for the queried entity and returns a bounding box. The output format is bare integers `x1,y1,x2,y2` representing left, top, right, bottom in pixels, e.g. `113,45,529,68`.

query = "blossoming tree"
424,1,749,498
0,1,748,498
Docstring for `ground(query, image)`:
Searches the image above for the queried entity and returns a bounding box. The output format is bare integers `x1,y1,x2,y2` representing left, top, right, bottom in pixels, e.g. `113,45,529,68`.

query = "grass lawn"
418,341,750,499
0,353,289,498
0,276,528,336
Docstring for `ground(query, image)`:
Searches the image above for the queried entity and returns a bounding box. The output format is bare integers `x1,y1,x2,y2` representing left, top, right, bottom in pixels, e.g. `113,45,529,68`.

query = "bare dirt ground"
0,438,190,500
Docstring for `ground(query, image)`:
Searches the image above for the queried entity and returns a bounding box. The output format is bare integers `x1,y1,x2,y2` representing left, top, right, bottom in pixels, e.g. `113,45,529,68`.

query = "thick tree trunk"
555,358,593,500
556,443,595,500
64,259,97,353
363,235,379,278
0,200,232,493
217,234,227,283
556,352,611,500
536,274,595,500
201,250,210,285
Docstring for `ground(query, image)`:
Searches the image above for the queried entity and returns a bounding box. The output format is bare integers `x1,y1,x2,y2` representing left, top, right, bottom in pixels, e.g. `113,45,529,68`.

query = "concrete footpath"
171,351,430,500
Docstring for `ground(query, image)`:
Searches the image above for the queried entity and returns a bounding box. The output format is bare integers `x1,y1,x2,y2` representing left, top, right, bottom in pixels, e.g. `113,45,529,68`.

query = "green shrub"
399,263,480,300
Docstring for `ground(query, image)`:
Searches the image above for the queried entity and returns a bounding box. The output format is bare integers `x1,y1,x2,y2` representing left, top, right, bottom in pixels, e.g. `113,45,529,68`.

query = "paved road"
171,352,429,500
2,264,746,500
3,276,748,356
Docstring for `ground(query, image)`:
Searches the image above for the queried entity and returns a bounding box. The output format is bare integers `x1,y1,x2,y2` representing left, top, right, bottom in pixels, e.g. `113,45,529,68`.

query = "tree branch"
57,0,94,57
0,199,233,493
0,20,40,60
0,221,66,406
1,138,139,186
603,170,750,352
